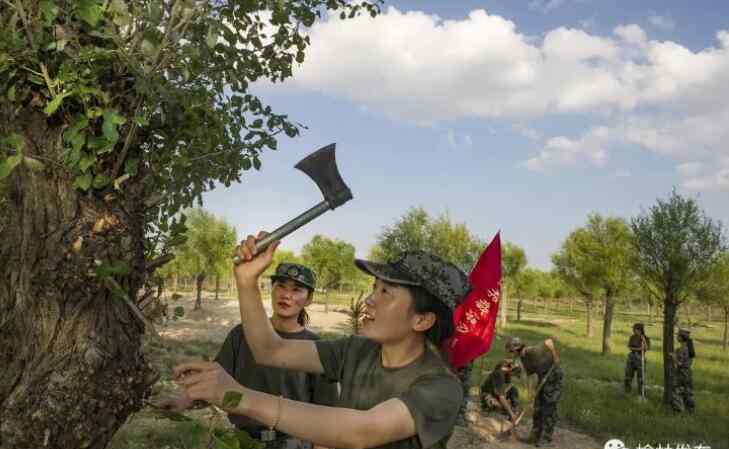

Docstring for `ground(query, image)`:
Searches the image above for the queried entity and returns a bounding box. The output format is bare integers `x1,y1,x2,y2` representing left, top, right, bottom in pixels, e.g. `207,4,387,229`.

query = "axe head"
295,143,353,209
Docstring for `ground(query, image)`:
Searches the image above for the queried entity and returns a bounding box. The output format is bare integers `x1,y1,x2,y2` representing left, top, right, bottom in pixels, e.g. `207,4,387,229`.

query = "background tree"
551,214,633,353
0,1,380,447
371,207,484,269
631,190,724,406
501,241,527,328
302,234,358,312
552,229,602,337
176,209,236,310
694,251,729,351
513,267,539,321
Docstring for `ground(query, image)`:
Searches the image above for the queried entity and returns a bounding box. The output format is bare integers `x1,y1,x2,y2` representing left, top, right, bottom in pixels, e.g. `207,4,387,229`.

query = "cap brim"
269,275,314,290
354,259,419,286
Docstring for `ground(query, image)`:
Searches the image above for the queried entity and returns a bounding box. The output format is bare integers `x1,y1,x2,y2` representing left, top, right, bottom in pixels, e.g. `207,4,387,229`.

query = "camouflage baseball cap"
354,250,470,310
677,328,691,337
505,337,524,352
270,262,316,290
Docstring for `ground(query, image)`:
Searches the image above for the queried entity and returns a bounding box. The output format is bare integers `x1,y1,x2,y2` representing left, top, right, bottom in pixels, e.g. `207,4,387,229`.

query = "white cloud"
266,8,729,190
528,0,566,13
648,15,675,31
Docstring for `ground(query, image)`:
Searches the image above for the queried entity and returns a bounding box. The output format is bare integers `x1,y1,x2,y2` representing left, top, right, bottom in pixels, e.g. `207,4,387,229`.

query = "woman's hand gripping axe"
233,143,353,264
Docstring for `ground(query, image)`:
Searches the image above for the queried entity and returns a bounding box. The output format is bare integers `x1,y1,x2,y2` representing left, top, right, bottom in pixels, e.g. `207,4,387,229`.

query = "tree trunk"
214,275,220,301
602,293,615,355
706,304,712,323
647,301,652,321
0,115,156,449
517,299,523,322
172,273,178,294
569,297,573,314
499,287,508,329
324,288,329,314
194,273,205,310
723,306,728,352
663,298,679,406
585,299,593,337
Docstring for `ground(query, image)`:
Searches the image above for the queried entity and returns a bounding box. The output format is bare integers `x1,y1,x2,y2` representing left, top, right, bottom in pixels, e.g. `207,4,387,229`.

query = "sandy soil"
152,293,604,449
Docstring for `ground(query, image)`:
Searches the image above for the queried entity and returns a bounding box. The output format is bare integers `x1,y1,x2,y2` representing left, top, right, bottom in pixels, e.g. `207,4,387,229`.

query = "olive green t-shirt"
481,366,508,396
315,336,463,449
215,324,339,431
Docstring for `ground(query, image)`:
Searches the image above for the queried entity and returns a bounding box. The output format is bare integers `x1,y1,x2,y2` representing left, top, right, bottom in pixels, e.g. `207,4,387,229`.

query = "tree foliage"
0,0,381,255
301,234,358,291
371,207,484,271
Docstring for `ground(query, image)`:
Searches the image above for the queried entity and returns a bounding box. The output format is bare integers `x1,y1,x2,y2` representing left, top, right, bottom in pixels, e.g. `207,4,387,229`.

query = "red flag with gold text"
444,232,501,370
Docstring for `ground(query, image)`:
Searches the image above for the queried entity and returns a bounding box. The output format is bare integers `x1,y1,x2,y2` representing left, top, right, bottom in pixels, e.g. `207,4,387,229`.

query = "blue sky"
203,0,729,269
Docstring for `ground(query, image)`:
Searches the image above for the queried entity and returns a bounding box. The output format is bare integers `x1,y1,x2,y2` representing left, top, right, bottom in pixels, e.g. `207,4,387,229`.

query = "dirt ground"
154,293,604,449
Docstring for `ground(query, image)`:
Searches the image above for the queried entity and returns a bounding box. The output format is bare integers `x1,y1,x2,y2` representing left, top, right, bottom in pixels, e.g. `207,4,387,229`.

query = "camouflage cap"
270,262,316,290
354,250,470,310
505,337,524,352
677,328,691,337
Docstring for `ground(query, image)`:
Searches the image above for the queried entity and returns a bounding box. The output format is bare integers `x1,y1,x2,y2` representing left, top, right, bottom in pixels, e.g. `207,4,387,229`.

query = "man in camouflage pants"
671,328,696,413
506,337,563,448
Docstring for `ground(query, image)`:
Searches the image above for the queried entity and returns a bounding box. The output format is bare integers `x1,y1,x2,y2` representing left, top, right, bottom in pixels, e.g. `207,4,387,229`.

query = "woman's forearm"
236,280,283,365
235,389,384,449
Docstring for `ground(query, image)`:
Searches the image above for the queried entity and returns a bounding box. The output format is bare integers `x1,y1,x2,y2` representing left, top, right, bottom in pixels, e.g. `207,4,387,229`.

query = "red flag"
444,232,502,370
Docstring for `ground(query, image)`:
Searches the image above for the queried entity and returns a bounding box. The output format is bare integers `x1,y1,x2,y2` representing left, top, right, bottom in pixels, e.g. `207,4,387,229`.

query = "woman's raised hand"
233,231,280,286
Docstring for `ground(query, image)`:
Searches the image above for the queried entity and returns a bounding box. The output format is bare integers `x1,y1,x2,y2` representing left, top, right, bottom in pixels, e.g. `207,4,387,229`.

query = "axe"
233,143,353,265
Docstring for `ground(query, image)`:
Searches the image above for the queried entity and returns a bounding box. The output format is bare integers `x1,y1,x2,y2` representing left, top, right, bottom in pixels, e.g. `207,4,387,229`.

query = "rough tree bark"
516,298,523,322
0,113,156,449
723,306,728,352
585,299,593,337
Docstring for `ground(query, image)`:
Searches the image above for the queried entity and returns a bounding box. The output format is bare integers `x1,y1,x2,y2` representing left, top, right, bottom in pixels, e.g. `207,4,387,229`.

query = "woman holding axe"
172,233,469,449
506,336,562,448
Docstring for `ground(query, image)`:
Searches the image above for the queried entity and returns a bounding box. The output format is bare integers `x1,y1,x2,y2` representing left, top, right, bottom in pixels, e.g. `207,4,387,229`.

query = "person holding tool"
170,235,470,449
480,359,521,422
506,337,562,448
624,322,650,396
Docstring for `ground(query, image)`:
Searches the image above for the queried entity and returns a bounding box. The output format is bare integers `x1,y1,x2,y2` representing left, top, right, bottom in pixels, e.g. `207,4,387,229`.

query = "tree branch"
147,253,175,272
14,0,35,49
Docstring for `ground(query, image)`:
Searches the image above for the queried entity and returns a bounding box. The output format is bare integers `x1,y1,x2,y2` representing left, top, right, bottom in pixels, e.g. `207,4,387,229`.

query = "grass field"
471,301,729,449
110,292,729,449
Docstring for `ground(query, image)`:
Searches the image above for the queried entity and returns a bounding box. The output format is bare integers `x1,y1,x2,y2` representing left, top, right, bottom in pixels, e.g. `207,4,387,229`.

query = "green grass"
470,301,729,448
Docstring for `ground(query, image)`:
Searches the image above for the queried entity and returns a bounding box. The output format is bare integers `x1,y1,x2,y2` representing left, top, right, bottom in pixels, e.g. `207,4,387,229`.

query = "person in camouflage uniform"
671,328,696,413
480,359,521,422
506,337,562,448
624,322,650,394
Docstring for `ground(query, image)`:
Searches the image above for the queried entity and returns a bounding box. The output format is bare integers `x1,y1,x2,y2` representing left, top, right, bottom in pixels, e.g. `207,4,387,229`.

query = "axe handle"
233,200,331,265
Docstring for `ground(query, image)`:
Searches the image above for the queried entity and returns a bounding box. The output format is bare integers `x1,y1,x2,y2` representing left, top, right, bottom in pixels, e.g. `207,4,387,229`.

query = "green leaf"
44,93,69,116
40,0,60,26
95,261,130,279
92,174,111,189
206,26,218,49
221,391,243,409
173,306,185,317
241,158,251,170
74,173,93,191
102,109,126,143
1,133,25,152
76,0,105,27
79,153,96,172
109,0,131,27
124,158,139,176
251,119,263,129
0,154,23,180
252,156,261,170
7,85,15,101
